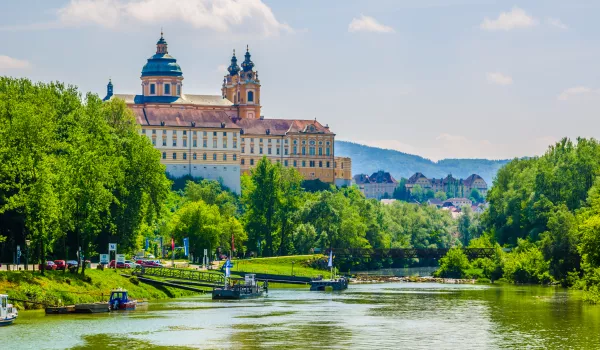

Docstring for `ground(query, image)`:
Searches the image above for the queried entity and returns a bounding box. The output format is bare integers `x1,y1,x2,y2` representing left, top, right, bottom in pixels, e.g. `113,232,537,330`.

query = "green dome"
141,34,182,77
141,53,182,77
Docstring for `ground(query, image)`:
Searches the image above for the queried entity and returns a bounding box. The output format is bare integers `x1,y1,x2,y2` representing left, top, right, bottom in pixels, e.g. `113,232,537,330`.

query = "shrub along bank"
0,269,199,310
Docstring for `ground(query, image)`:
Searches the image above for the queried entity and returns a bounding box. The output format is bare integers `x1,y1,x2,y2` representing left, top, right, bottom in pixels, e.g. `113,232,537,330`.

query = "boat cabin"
0,294,18,326
109,289,137,311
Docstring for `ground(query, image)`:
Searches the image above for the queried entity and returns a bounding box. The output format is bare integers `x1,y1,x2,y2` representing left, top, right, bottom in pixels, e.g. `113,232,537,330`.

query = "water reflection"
1,283,599,349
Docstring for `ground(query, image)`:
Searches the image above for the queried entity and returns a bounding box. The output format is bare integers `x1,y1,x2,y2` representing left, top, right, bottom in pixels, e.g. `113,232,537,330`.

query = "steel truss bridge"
327,248,495,260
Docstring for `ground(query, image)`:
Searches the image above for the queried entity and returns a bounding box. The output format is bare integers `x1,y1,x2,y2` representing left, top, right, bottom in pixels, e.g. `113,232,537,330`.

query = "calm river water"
2,283,600,349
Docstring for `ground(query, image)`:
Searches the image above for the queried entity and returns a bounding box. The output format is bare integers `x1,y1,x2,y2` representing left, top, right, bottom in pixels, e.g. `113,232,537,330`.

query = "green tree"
469,189,483,203
242,157,280,256
277,166,303,255
434,191,447,201
169,201,222,258
434,248,470,278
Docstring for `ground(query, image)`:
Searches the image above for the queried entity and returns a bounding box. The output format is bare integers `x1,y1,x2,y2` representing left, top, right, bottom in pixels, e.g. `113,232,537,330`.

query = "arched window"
213,153,217,161
162,152,166,159
223,154,227,161
203,153,207,160
248,91,254,102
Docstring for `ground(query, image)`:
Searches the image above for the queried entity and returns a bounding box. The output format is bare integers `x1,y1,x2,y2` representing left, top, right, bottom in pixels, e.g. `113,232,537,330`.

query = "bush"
434,248,470,279
503,245,552,284
129,276,140,286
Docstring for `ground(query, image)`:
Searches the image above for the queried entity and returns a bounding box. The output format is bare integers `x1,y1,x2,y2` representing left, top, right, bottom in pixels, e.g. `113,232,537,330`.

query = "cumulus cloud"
557,86,600,101
0,55,30,69
10,0,292,37
348,15,395,33
547,17,568,30
480,7,538,31
486,72,513,86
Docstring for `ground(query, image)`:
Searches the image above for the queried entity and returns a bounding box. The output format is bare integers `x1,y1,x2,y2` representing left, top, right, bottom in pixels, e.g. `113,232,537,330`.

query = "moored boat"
212,274,267,300
0,294,18,326
109,289,137,311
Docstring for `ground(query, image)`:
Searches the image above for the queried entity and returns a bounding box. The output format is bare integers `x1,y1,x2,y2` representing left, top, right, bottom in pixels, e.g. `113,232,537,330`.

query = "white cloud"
486,72,513,86
21,0,292,37
480,7,538,31
557,86,600,101
547,17,568,30
348,15,395,33
0,55,30,69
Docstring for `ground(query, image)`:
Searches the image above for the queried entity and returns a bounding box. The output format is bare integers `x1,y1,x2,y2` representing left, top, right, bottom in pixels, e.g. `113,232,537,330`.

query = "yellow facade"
106,33,350,192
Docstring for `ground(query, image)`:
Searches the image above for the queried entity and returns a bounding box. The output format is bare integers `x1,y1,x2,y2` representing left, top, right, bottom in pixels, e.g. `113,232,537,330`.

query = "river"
2,283,600,349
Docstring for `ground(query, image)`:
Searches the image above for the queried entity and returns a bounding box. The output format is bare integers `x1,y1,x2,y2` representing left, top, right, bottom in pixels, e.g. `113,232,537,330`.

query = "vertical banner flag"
145,238,149,250
328,250,333,268
225,259,232,277
183,238,189,256
171,237,175,252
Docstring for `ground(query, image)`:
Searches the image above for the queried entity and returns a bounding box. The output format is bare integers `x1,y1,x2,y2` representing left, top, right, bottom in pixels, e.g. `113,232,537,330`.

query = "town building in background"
104,32,350,193
353,171,398,199
405,173,487,197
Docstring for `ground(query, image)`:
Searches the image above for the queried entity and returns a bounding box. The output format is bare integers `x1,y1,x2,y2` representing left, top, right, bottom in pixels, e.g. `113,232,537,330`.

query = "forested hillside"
336,141,510,183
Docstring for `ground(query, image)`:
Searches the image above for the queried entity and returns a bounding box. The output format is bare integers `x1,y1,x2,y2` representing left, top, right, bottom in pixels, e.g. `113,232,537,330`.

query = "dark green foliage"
434,248,470,279
0,77,170,275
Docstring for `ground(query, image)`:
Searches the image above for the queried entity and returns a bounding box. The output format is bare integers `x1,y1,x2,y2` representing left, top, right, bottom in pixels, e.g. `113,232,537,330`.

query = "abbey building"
104,33,352,193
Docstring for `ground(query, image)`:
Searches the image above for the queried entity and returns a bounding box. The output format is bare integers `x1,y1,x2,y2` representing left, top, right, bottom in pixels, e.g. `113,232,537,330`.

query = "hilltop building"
103,32,351,193
405,173,487,197
353,171,398,199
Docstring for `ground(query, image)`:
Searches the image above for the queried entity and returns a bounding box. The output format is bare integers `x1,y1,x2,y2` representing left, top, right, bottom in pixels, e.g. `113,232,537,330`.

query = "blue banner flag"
145,238,149,250
183,238,189,256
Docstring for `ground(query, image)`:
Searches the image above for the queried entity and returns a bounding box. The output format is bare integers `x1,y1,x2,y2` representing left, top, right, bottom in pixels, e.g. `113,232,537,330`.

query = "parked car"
137,260,161,267
124,260,140,268
39,261,57,270
66,260,78,268
108,260,130,268
54,260,66,270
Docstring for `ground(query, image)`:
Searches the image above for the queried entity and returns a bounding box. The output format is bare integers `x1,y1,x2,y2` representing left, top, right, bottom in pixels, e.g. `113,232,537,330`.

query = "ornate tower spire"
156,29,168,54
227,49,240,76
241,45,254,72
103,78,113,101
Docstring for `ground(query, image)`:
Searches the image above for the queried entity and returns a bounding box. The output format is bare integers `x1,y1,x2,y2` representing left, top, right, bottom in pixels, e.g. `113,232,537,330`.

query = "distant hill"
335,141,511,184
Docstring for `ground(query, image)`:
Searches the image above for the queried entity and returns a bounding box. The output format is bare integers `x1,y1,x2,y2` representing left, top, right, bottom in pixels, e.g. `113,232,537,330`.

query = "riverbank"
0,269,201,310
352,275,478,284
230,255,329,277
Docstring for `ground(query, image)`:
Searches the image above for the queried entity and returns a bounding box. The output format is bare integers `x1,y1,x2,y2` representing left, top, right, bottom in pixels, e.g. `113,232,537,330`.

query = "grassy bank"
0,269,200,310
229,255,329,277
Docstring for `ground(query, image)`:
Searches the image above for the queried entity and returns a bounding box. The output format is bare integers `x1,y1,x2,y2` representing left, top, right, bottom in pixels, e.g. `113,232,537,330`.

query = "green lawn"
228,255,329,278
0,269,198,310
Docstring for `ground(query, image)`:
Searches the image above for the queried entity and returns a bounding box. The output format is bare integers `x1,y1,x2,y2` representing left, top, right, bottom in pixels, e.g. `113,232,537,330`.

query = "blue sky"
1,0,599,160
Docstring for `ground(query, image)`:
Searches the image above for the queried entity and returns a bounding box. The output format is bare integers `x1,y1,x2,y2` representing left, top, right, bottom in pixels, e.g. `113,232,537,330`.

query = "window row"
162,152,238,161
240,159,331,168
153,138,237,148
144,130,238,137
148,83,181,96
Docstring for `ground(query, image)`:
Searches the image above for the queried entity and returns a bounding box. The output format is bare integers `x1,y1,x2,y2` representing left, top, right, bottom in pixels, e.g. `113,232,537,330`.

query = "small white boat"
0,294,18,326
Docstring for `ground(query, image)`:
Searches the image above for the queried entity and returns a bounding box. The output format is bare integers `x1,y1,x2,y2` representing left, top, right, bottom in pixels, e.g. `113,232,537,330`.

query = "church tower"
140,31,183,100
221,46,261,119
